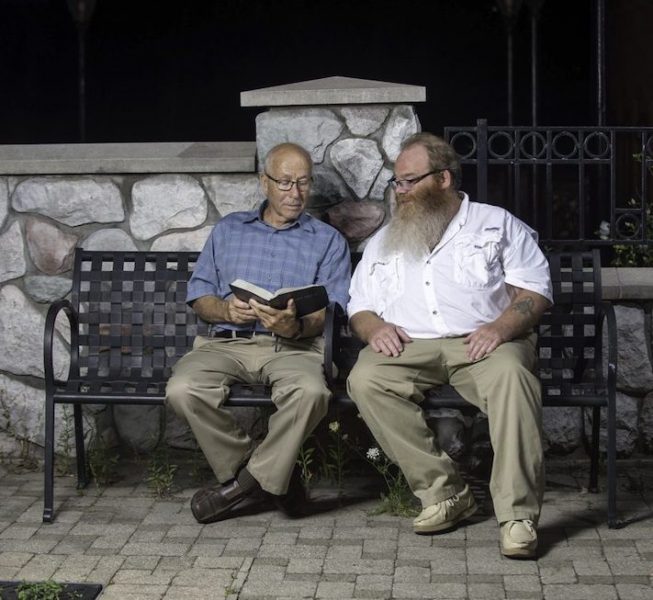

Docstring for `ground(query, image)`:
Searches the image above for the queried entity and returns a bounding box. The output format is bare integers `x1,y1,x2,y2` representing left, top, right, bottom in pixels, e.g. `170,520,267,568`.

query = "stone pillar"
241,76,426,248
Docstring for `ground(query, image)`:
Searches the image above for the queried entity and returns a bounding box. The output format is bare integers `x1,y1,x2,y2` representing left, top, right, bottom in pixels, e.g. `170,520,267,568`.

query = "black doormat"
0,581,102,600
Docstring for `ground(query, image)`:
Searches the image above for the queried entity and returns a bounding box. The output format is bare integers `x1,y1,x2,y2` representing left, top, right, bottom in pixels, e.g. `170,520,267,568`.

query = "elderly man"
347,132,552,559
167,142,350,523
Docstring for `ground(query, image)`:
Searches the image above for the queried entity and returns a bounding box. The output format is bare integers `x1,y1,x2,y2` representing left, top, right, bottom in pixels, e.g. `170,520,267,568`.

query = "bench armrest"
323,301,345,389
43,299,79,393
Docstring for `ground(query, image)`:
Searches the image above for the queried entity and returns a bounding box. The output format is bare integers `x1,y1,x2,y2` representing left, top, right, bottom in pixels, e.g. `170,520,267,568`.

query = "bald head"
263,143,313,175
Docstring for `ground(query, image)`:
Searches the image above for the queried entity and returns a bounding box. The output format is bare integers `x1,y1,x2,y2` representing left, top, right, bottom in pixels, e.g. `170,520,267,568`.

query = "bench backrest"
69,249,603,393
70,250,207,383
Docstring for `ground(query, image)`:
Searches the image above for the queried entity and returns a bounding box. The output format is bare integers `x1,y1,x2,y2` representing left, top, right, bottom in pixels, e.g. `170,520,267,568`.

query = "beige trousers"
166,335,330,495
347,334,543,524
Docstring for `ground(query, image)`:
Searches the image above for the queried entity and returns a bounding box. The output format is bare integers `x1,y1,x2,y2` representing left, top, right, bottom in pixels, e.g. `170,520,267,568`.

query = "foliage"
296,418,419,517
362,447,420,518
87,437,120,488
609,152,653,267
2,580,83,600
55,406,75,477
146,443,178,497
296,443,316,491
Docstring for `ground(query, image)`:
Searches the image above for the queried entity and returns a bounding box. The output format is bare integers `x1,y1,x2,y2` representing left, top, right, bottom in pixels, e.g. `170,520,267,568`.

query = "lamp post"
525,0,544,127
495,0,523,126
66,0,97,142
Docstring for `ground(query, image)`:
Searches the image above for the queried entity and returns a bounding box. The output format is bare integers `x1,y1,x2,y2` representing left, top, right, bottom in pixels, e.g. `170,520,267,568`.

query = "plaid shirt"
188,202,351,333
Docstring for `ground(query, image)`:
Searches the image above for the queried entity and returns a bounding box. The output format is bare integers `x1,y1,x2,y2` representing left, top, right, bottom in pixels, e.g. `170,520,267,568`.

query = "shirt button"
432,310,438,315
425,281,430,286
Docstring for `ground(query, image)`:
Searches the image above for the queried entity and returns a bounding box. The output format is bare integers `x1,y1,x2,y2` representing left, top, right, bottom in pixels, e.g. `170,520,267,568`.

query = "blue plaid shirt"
188,202,351,333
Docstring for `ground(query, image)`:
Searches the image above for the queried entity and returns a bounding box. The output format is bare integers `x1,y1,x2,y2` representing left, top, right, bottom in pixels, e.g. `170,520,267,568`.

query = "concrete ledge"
602,267,653,301
241,76,426,107
0,141,257,175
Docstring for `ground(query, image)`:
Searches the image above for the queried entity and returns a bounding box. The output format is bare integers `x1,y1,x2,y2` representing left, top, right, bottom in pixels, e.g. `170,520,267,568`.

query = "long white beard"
384,191,454,260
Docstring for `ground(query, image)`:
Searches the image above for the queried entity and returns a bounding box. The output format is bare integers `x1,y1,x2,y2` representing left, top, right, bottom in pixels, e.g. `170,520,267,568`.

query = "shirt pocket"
369,257,404,313
453,232,503,289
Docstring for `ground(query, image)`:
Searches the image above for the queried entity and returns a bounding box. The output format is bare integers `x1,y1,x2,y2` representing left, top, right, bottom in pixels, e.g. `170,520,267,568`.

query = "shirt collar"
243,201,316,233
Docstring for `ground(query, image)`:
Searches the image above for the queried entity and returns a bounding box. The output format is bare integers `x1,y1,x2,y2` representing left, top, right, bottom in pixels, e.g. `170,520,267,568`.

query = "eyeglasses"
265,172,312,192
388,169,444,191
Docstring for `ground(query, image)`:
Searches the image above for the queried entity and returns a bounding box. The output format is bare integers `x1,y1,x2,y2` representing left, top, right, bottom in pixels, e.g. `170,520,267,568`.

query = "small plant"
324,420,349,493
11,579,82,600
296,442,316,491
364,447,420,518
55,406,75,476
87,437,120,488
146,443,178,497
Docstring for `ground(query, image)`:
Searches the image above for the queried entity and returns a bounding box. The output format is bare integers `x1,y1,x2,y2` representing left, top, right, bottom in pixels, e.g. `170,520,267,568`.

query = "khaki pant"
347,334,543,524
166,335,330,495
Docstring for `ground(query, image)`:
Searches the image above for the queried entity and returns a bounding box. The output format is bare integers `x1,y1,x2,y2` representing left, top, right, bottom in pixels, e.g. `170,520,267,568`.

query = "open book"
229,279,329,318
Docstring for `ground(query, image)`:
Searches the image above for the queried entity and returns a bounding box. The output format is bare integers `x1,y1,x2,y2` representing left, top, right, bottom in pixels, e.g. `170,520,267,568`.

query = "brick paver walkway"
1,460,652,599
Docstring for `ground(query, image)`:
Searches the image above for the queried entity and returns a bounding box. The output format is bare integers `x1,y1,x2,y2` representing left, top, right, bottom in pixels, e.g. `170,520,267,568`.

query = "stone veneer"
0,76,652,464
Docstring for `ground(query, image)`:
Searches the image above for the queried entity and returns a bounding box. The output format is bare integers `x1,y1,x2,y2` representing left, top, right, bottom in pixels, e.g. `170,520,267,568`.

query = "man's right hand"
225,296,257,325
350,311,412,357
368,322,412,357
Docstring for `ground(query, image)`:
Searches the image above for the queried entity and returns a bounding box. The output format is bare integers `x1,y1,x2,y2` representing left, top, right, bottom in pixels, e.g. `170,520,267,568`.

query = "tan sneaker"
413,484,478,533
500,519,538,559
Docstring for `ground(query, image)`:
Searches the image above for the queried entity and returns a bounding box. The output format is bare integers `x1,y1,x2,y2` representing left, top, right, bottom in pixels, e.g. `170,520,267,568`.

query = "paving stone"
15,553,66,580
542,584,618,599
112,569,175,585
0,551,33,567
392,581,467,598
99,583,169,599
539,563,577,584
393,565,430,582
503,574,543,593
286,558,324,574
468,582,507,599
615,583,653,599
323,558,394,575
315,580,356,597
258,543,327,559
121,542,189,556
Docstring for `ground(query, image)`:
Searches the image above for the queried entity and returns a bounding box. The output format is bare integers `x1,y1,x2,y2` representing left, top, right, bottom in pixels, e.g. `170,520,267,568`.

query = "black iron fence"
444,119,653,262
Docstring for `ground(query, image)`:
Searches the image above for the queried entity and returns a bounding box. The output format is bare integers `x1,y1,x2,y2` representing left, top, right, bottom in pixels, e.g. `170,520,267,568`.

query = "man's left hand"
464,323,509,361
249,298,299,338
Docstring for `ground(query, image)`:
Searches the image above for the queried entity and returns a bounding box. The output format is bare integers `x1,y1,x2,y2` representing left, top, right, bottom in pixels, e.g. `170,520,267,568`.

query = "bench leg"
606,402,618,528
43,395,55,523
74,404,88,489
588,406,600,493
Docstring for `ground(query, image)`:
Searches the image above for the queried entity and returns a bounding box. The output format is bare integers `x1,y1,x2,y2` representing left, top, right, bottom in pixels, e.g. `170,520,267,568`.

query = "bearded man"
346,132,553,559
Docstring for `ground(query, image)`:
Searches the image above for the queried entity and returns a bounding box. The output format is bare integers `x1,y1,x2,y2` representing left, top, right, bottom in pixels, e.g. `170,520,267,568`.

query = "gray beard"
383,196,453,260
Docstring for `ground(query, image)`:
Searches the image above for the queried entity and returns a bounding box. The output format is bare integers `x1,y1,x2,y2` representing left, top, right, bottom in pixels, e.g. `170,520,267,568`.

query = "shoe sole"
501,544,537,559
413,502,479,534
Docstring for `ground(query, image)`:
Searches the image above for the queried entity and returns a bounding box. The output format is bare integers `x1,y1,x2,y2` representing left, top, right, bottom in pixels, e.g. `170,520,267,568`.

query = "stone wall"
0,101,422,458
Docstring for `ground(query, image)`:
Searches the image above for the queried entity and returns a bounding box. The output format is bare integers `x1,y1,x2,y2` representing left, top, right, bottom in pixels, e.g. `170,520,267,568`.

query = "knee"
346,361,380,402
165,374,194,416
281,380,330,419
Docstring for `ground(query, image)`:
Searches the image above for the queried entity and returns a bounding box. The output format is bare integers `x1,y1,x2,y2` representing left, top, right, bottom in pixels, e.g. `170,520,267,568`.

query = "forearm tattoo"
511,296,535,319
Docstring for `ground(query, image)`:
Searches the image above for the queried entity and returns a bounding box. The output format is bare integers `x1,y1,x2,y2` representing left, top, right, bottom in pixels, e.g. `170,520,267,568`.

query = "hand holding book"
229,279,329,318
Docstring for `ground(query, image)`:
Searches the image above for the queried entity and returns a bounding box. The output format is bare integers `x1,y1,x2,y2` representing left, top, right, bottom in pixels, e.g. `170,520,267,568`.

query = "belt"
209,329,275,339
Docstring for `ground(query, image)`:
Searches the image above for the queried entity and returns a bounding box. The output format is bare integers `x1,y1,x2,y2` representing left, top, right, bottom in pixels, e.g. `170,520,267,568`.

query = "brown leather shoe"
191,477,260,524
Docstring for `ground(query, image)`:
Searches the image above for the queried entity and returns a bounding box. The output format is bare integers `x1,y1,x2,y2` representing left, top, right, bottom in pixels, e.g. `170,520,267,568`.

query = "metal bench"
43,249,618,527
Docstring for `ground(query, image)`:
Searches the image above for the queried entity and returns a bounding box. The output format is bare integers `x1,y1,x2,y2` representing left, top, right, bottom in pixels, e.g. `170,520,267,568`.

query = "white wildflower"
328,421,339,433
366,447,381,461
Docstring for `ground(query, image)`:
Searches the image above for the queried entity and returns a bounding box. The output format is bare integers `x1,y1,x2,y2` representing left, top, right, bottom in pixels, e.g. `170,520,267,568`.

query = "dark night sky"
0,0,640,145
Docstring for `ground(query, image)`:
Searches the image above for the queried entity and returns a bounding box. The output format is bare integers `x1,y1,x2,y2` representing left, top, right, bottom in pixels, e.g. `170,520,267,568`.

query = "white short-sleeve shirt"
347,194,553,338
